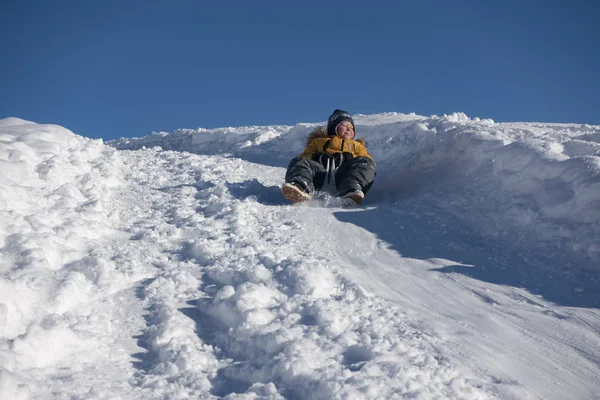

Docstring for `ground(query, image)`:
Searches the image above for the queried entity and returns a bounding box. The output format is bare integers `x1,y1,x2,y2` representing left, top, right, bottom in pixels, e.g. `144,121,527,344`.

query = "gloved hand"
311,152,333,167
312,152,354,168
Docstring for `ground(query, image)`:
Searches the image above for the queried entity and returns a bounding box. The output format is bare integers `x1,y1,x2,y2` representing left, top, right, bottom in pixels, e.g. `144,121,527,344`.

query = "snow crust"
1,113,599,399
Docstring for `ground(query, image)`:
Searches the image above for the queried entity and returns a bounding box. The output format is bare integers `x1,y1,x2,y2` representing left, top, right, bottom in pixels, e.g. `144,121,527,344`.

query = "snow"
1,113,599,399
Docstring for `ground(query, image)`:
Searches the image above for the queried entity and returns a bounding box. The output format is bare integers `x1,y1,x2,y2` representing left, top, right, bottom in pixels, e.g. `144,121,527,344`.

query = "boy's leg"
285,157,325,193
336,157,376,197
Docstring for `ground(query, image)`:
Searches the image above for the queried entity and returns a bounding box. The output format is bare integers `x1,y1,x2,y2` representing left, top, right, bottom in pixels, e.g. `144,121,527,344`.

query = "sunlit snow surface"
1,114,599,399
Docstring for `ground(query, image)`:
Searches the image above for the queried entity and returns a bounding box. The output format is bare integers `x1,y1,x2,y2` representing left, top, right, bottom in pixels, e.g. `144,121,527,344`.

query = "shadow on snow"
226,179,288,206
333,199,600,310
181,174,600,310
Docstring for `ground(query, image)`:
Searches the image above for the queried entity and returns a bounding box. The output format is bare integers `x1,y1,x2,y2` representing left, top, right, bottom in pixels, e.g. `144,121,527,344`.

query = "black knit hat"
326,109,355,136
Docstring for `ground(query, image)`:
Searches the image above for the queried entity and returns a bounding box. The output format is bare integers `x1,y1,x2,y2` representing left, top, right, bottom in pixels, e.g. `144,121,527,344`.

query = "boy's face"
336,121,355,139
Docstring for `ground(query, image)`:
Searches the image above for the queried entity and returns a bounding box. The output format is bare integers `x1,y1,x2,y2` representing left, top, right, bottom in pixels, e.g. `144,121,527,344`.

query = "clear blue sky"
1,1,598,140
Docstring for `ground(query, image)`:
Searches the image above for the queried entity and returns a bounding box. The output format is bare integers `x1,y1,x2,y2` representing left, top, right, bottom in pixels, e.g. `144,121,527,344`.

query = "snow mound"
0,118,140,397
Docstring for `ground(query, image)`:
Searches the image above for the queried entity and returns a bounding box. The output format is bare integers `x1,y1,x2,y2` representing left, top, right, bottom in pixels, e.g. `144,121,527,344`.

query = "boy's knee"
351,156,376,170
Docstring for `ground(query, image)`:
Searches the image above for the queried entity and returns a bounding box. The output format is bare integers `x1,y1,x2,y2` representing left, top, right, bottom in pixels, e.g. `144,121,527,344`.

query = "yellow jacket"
298,127,374,161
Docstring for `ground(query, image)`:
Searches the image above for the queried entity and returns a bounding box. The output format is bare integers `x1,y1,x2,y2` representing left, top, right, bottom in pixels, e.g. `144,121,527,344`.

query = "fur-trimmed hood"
306,126,367,147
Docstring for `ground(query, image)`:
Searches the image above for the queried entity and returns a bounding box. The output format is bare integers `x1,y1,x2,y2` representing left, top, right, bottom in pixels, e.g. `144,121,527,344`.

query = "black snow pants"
285,156,376,195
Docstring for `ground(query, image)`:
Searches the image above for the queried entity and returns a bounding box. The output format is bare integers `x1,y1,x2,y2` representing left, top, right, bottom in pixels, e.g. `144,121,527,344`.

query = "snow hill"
1,113,599,399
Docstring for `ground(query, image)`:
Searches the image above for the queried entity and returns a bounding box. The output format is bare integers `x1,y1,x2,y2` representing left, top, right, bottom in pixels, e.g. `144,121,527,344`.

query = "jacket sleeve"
299,139,320,159
355,142,374,160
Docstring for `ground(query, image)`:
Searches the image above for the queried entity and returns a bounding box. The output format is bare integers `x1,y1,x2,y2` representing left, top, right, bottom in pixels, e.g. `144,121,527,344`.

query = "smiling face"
336,121,355,139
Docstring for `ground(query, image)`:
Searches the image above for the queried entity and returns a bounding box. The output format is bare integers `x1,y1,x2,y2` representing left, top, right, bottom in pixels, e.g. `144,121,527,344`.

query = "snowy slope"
113,112,600,270
1,114,599,399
